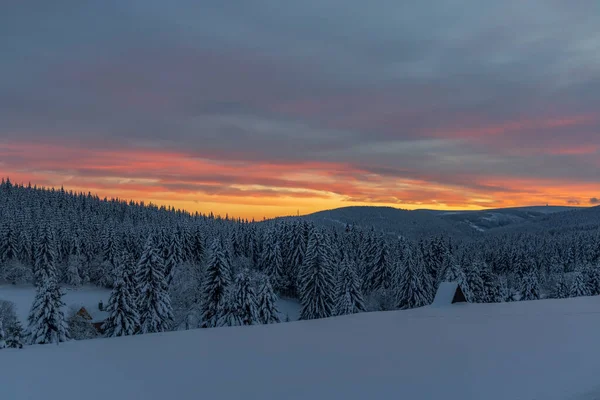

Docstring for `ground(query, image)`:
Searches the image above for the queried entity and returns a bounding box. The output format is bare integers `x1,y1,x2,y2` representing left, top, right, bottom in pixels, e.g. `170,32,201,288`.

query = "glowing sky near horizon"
1,1,599,218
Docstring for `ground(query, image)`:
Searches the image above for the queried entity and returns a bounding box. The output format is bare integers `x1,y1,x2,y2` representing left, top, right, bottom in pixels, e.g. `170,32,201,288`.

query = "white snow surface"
2,296,600,400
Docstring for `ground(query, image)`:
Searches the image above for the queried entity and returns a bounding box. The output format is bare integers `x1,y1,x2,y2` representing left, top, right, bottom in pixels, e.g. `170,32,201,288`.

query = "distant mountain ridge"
279,205,588,239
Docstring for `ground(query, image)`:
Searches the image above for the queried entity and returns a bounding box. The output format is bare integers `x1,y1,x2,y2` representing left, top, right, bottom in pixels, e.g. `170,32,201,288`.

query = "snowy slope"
2,296,600,400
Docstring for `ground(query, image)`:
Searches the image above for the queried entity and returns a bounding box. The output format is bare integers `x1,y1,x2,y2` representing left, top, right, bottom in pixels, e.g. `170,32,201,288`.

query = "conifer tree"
396,247,430,310
191,226,205,265
520,269,541,300
136,236,173,334
364,239,393,294
234,270,259,325
465,261,486,303
217,289,243,327
498,276,509,302
571,271,590,298
200,238,232,328
584,265,600,295
0,320,5,349
287,223,307,292
26,279,69,345
34,226,58,286
219,270,258,326
553,275,570,299
256,277,281,324
65,235,84,286
0,223,18,264
103,274,140,337
27,227,69,345
164,233,183,287
334,255,366,316
6,320,24,349
441,258,470,300
479,268,502,303
261,236,286,292
299,229,335,320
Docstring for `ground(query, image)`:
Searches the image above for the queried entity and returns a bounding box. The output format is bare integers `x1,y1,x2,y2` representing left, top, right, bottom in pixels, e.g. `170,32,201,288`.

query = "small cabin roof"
72,304,109,323
432,282,463,307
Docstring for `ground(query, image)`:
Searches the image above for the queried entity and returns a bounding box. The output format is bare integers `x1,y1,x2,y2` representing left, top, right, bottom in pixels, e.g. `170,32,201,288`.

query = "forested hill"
278,206,476,238
1,178,600,347
286,205,586,238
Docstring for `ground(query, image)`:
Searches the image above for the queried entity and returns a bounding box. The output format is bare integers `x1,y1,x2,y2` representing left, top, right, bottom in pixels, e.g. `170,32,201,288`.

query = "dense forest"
0,177,599,348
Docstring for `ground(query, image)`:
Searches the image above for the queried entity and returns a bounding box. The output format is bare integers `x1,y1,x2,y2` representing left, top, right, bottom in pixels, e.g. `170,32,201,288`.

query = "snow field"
2,296,600,400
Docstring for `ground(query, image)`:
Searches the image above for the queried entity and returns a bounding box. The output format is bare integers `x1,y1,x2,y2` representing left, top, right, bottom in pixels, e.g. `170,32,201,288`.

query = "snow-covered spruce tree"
200,238,232,328
33,225,58,286
170,255,204,330
98,226,121,287
6,320,24,349
256,276,281,324
27,228,70,345
260,236,286,293
396,247,430,310
359,231,378,287
0,320,5,349
219,269,259,327
191,226,205,265
334,255,366,316
441,258,469,295
1,259,33,285
217,288,242,327
298,229,336,320
103,274,140,337
584,265,600,295
235,270,259,325
26,279,69,345
65,256,83,286
498,276,509,303
136,236,173,334
286,223,308,293
464,261,486,303
364,239,393,294
164,232,183,287
571,271,591,298
479,268,502,303
0,222,18,265
119,250,138,304
520,269,541,301
552,275,570,299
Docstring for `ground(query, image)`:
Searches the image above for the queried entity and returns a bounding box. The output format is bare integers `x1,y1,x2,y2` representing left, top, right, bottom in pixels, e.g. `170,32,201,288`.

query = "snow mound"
2,296,600,400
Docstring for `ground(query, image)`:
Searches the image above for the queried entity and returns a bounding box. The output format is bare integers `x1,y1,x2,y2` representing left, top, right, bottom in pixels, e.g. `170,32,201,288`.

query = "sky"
1,1,599,219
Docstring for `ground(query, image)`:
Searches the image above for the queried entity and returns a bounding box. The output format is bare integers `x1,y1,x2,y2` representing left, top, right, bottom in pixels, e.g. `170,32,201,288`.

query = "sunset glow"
1,1,599,219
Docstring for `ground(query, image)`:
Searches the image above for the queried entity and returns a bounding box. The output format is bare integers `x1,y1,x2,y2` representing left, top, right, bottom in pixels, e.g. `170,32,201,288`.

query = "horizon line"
1,177,591,222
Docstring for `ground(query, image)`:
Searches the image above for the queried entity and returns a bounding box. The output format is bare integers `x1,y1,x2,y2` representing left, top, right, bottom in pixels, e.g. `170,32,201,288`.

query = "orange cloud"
1,141,597,219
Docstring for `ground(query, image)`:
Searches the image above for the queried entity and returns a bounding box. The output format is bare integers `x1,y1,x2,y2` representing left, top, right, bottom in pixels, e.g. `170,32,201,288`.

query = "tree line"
1,178,599,347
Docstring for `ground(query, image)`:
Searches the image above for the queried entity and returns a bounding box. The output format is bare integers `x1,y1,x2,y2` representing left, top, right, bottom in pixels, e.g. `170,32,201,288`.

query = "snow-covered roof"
432,282,460,307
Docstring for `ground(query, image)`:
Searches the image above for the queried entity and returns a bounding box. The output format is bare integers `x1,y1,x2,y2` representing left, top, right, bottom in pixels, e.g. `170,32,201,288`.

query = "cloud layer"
1,1,599,217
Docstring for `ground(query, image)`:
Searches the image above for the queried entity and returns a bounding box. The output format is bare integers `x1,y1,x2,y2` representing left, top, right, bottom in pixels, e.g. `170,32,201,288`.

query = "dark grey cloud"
591,198,600,205
1,0,599,195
